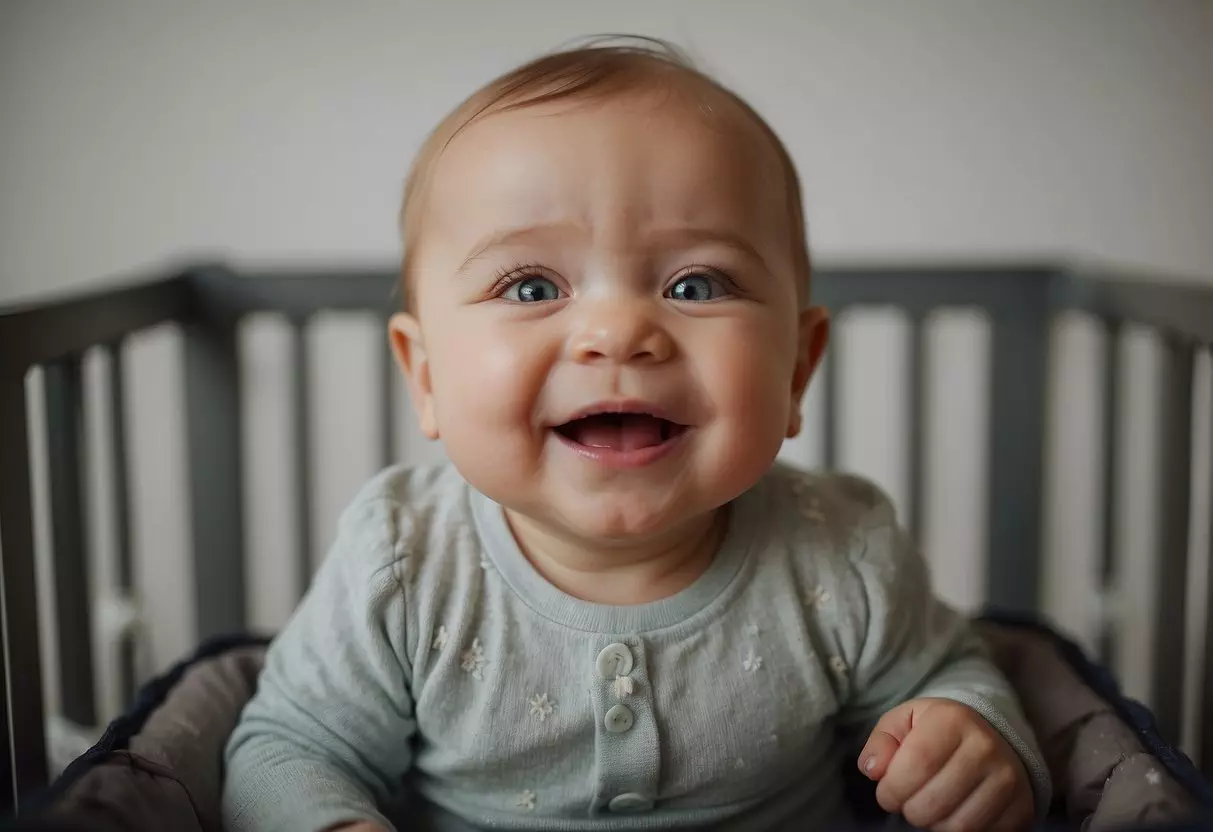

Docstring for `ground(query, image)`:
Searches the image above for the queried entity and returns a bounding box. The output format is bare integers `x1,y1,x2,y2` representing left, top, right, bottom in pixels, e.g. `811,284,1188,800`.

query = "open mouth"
554,412,689,452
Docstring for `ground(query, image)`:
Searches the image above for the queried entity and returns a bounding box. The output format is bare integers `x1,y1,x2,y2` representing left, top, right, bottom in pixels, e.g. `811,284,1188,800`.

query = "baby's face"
393,88,827,543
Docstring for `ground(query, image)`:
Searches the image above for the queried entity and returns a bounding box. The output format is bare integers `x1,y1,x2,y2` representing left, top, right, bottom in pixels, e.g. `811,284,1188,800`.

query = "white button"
596,643,634,679
604,704,634,733
609,793,653,813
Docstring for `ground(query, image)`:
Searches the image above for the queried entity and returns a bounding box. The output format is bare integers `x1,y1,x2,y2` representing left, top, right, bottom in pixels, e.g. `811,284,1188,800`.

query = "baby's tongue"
565,413,666,451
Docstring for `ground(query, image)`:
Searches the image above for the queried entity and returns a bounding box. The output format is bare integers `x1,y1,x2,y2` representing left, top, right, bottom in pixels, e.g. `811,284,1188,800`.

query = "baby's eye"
666,273,729,302
503,276,563,303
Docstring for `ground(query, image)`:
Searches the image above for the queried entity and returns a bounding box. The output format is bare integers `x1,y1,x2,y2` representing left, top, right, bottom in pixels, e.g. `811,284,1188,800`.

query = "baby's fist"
858,698,1033,832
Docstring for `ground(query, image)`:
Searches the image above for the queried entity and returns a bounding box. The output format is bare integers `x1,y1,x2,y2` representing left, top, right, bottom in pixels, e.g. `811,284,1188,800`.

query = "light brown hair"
398,36,811,308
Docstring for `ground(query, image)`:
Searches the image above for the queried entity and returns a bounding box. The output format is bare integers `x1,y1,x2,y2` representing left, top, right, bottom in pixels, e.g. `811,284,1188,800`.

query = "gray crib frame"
1,261,1211,812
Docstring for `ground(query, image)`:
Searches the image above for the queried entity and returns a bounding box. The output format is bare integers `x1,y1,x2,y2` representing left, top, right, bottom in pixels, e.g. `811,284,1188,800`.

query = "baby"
223,38,1050,832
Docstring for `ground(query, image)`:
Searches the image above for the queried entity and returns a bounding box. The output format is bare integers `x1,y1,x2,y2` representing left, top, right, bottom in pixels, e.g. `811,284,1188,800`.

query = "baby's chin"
446,435,777,543
554,499,711,543
495,477,739,547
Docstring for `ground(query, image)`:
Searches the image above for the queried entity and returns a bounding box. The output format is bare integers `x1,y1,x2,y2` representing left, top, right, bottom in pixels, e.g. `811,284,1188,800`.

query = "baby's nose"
569,302,673,365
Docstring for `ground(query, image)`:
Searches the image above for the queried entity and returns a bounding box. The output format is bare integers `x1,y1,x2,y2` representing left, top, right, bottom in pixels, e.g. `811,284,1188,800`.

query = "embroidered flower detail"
460,638,487,679
743,649,763,673
829,656,849,677
612,675,635,699
431,625,449,651
743,622,761,638
808,585,832,609
528,693,555,722
516,790,537,811
802,500,827,524
1146,769,1161,786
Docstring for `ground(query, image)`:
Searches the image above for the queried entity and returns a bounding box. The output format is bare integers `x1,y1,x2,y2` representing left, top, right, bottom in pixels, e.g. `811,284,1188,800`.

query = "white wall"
3,0,1213,730
2,1,1212,303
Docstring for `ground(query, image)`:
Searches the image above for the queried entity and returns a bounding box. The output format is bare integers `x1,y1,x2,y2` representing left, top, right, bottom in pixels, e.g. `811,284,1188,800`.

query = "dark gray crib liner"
979,609,1213,810
10,632,271,823
4,613,1212,831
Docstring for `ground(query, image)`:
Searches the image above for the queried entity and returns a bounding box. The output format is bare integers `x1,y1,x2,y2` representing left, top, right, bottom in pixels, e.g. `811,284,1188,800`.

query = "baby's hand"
858,698,1033,832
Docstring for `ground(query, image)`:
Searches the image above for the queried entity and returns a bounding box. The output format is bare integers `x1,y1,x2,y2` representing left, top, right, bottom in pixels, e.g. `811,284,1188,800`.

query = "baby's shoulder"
334,461,473,575
753,463,911,588
762,462,898,534
348,459,467,513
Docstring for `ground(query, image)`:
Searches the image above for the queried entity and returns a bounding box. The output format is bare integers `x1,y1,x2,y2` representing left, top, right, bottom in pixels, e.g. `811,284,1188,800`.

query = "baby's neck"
504,508,727,606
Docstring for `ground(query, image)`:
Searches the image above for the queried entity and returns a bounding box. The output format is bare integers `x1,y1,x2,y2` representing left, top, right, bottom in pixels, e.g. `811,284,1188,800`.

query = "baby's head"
391,37,829,546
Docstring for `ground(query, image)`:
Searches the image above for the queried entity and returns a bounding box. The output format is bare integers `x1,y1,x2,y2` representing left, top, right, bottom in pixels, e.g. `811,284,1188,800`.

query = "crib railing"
0,262,1211,813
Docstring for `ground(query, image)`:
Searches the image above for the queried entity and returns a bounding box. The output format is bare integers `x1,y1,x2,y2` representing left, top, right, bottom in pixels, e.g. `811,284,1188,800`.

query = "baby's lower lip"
550,427,689,470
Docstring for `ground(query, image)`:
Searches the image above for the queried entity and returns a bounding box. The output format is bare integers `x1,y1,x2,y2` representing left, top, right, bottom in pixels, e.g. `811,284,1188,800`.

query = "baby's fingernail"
864,757,876,774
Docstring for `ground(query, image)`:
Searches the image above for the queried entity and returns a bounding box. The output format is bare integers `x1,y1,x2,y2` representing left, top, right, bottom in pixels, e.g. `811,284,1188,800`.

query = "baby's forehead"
428,85,792,224
428,112,786,269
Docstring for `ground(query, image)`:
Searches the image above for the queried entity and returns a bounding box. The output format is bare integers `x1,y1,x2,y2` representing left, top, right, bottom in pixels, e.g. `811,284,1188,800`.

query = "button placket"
589,636,660,815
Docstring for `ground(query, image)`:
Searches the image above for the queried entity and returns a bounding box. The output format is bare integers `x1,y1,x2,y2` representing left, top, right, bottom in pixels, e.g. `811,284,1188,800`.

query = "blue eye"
503,276,562,303
667,273,728,302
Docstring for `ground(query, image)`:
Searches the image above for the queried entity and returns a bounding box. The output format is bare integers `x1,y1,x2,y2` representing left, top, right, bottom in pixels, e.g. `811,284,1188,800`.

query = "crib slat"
184,322,247,638
43,358,98,727
379,319,395,469
986,314,1048,612
907,314,927,542
1151,338,1194,745
0,622,10,812
1098,322,1122,662
1203,357,1213,776
103,342,137,703
0,375,50,807
291,318,314,600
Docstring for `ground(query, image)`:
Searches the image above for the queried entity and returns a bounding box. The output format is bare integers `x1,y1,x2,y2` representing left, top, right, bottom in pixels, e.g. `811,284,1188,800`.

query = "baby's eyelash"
488,263,546,296
676,264,742,292
485,262,741,297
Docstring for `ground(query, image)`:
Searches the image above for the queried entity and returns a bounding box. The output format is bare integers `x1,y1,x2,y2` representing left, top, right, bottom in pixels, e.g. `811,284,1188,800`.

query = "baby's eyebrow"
649,227,771,271
453,223,772,274
455,223,585,275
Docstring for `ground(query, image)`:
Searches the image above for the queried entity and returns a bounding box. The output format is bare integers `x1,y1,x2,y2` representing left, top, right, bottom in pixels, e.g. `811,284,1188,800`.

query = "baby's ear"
389,313,439,440
787,306,830,439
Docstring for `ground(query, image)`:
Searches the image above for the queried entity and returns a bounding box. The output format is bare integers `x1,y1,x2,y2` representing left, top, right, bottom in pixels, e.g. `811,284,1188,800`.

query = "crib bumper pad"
6,618,1213,832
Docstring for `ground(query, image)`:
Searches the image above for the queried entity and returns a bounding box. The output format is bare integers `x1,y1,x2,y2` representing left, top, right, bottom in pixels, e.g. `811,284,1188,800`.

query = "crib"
1,261,1212,826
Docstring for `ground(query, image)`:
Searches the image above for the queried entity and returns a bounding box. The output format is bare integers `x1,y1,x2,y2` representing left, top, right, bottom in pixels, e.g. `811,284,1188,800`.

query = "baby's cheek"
713,322,797,397
712,340,795,438
432,336,541,426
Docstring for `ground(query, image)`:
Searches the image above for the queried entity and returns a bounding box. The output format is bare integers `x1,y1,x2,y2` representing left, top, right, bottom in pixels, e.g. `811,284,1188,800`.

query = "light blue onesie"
223,462,1050,831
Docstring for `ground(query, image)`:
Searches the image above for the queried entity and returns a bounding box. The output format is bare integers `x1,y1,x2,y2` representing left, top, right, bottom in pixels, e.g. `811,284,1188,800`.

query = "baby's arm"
222,497,415,832
835,485,1051,828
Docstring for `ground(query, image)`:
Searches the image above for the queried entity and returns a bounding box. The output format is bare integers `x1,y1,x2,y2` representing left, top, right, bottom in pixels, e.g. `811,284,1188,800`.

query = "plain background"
3,0,1213,752
4,1,1213,300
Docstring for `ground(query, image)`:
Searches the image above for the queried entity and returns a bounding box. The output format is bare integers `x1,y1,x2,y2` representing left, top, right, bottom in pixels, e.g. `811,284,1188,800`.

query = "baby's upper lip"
555,399,689,426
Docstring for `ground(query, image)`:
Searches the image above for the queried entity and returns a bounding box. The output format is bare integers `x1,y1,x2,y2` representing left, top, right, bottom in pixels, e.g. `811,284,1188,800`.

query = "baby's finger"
858,729,901,780
876,728,962,813
859,705,914,780
935,766,1023,832
898,751,985,829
